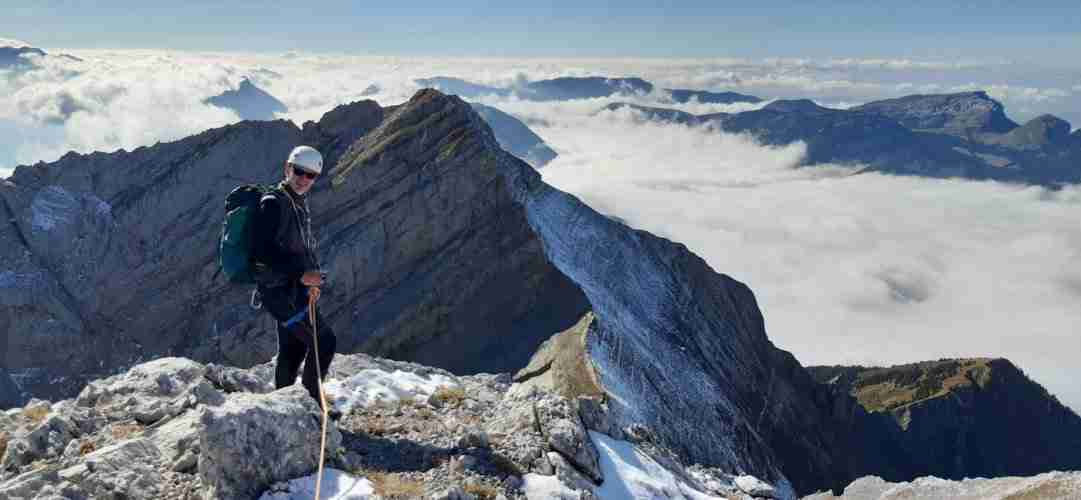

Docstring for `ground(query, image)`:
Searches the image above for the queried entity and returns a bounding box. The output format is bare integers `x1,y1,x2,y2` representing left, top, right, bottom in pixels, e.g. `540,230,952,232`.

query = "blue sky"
4,1,1080,62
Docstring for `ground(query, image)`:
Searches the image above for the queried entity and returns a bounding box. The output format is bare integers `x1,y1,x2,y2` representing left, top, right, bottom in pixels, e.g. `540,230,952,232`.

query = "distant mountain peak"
204,78,288,121
853,90,1018,136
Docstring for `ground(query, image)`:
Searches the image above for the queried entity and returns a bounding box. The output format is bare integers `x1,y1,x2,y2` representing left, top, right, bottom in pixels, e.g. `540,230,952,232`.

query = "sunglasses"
291,165,318,180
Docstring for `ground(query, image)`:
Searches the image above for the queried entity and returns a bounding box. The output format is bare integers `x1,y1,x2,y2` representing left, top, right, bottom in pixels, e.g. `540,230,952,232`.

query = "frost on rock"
259,468,375,500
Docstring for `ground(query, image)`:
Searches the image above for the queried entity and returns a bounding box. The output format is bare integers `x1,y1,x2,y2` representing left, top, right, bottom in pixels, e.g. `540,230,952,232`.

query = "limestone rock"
75,357,221,425
198,386,342,500
533,395,602,484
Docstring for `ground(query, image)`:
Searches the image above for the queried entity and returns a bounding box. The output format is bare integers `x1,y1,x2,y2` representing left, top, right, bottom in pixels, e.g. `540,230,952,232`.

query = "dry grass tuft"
79,439,96,456
111,422,144,440
0,431,8,460
362,470,426,499
431,386,466,407
20,405,50,425
463,482,500,500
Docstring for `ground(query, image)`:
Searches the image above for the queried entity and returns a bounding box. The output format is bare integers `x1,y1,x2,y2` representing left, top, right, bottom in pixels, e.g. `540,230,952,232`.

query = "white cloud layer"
2,49,1079,413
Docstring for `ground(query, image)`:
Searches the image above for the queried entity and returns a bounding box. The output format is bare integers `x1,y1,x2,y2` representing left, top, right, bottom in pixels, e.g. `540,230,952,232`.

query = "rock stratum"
1,89,1078,496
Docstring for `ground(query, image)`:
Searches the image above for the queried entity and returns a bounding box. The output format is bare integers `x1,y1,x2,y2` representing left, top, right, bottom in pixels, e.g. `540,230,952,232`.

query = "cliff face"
810,358,1081,482
0,92,589,407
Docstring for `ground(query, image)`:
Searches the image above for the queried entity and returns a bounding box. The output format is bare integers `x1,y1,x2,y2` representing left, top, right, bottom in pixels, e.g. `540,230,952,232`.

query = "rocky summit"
0,353,787,499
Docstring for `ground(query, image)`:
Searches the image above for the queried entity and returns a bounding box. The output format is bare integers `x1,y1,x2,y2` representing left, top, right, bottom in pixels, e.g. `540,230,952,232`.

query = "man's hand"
300,271,323,287
308,286,321,303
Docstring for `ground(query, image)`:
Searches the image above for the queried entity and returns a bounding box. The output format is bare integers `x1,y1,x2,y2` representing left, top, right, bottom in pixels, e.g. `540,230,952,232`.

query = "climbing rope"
309,287,329,500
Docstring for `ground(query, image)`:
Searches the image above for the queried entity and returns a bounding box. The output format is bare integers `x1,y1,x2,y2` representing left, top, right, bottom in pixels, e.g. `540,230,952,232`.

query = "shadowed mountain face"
469,103,557,167
604,94,1081,186
204,79,288,121
809,358,1081,482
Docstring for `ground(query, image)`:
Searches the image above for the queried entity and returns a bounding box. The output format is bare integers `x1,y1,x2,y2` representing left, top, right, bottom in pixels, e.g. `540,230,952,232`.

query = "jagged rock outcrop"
809,358,1081,483
205,78,288,121
470,103,558,167
851,91,1019,138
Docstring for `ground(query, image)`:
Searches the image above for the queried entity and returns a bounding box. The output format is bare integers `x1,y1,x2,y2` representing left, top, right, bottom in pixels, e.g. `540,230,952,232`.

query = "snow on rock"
523,472,585,499
30,186,79,231
259,468,375,500
28,185,114,232
591,431,726,499
322,368,459,414
803,471,1081,500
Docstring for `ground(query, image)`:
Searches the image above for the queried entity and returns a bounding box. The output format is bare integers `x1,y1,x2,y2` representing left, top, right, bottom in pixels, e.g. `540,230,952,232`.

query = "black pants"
258,284,337,407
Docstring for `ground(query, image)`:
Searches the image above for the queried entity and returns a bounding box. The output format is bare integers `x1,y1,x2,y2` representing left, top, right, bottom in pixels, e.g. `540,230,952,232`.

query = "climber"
252,145,340,420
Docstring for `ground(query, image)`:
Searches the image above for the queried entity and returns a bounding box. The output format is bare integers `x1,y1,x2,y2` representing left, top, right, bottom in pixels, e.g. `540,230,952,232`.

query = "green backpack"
219,184,281,284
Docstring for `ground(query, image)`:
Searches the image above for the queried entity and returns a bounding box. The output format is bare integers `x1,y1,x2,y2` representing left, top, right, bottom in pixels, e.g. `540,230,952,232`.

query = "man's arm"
253,194,306,283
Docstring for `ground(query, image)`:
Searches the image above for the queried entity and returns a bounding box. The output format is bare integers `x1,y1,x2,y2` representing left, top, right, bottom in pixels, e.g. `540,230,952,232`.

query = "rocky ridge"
0,353,785,499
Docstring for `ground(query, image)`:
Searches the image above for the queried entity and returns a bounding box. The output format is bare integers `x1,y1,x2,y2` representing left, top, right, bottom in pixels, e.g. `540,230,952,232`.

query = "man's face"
284,162,318,195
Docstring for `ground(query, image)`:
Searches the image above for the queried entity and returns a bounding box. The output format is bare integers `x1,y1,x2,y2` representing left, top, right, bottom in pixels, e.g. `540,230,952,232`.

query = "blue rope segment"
284,308,308,328
283,288,312,328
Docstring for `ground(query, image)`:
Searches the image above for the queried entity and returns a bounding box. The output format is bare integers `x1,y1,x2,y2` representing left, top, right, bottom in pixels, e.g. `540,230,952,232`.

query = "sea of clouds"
2,44,1079,411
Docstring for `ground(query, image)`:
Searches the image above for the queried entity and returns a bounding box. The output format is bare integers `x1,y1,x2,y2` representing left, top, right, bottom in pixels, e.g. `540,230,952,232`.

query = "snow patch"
591,431,727,499
323,368,459,414
523,473,583,499
258,468,374,500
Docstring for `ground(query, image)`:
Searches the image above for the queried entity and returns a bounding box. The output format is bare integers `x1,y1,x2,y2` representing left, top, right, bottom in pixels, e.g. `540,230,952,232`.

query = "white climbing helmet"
287,145,323,174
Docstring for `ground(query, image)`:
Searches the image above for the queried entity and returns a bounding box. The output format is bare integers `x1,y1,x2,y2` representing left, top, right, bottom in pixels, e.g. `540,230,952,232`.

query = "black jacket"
252,183,319,287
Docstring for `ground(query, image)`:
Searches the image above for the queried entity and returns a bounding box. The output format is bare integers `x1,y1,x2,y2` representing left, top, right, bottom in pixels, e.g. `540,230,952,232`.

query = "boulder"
198,386,343,500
